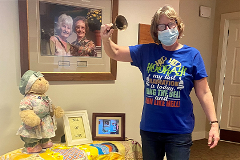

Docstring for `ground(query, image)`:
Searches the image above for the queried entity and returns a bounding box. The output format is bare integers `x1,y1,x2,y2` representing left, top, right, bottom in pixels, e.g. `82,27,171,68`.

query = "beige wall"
179,0,216,138
0,0,23,155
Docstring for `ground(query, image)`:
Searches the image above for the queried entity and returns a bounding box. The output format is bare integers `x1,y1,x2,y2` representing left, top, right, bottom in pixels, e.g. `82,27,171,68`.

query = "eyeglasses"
157,21,177,31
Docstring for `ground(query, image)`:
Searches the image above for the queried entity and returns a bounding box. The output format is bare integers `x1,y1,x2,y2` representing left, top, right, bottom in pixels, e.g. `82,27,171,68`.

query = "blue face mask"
158,27,179,46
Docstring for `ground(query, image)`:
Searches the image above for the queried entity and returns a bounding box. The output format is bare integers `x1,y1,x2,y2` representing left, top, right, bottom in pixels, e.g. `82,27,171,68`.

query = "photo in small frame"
92,113,125,141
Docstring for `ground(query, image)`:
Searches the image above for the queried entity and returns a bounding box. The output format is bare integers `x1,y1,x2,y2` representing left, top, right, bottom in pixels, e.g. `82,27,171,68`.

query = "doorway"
215,12,240,143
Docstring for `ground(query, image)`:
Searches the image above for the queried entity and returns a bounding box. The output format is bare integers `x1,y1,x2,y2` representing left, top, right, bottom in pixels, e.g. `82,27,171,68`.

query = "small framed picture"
63,110,92,146
92,113,125,141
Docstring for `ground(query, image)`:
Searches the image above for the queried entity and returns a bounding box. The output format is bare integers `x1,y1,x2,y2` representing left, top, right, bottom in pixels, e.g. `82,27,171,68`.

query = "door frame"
214,12,240,126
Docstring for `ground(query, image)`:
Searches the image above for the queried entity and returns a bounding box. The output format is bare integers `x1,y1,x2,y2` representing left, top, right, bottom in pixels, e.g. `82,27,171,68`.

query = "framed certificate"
63,110,92,146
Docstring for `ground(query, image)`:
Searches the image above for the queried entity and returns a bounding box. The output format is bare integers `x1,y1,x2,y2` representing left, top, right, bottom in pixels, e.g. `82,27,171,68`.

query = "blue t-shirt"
129,43,208,134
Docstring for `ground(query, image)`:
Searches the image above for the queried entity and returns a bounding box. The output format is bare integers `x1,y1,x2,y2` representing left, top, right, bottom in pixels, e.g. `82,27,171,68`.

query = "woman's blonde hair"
150,5,184,44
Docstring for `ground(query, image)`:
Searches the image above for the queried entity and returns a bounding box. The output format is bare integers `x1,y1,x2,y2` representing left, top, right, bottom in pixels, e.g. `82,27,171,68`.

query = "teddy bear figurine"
16,70,64,153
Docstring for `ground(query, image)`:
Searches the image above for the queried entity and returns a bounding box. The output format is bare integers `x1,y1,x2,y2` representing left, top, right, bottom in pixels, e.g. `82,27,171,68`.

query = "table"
0,139,142,160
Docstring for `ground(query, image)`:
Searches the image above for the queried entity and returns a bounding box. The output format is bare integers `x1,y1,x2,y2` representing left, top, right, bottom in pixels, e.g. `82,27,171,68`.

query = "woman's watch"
210,121,218,124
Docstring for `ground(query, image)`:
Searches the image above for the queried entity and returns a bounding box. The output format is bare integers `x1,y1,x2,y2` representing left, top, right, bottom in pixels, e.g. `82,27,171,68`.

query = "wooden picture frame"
18,0,118,81
138,23,155,44
63,110,92,146
92,113,125,141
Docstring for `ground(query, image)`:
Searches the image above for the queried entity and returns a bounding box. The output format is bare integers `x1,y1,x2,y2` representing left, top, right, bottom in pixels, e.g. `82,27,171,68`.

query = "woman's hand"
208,123,220,149
100,23,132,62
100,23,114,41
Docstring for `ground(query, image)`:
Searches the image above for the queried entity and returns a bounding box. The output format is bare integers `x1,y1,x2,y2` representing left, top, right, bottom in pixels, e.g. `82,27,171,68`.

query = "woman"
50,14,73,56
71,16,97,57
100,5,220,160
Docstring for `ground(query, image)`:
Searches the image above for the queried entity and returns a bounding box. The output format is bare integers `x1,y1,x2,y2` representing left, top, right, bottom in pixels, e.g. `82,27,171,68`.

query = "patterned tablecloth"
0,139,143,160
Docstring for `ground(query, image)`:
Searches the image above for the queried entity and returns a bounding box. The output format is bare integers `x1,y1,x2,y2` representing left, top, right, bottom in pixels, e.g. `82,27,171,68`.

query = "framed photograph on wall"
92,113,125,141
18,0,118,81
63,110,92,146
